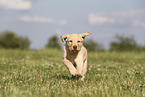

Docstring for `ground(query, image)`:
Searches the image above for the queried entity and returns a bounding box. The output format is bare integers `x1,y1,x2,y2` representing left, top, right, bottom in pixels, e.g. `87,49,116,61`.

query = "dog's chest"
66,53,77,63
66,54,78,68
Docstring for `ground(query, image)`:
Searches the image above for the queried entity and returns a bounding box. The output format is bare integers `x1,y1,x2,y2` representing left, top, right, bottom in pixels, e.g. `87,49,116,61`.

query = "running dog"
61,32,91,81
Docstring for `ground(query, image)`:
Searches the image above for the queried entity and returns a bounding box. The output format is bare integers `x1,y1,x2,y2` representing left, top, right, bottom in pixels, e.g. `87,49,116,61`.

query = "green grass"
0,49,145,97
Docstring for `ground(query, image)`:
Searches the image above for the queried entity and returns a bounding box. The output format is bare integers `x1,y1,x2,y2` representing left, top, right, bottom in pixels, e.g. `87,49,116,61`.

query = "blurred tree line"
0,30,145,51
45,35,61,49
0,31,30,49
110,34,144,51
46,34,145,52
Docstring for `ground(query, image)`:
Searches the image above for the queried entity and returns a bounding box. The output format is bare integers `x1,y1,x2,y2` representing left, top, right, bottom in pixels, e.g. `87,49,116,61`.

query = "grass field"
0,49,145,97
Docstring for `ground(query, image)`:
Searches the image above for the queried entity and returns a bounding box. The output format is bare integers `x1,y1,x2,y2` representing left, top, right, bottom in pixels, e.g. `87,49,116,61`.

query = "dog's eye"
69,40,72,42
78,41,81,43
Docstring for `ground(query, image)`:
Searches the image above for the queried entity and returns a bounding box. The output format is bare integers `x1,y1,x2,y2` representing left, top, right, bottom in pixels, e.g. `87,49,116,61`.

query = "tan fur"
61,32,91,81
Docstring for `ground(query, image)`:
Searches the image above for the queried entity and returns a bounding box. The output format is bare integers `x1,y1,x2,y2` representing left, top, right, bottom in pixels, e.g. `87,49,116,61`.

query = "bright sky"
0,0,145,49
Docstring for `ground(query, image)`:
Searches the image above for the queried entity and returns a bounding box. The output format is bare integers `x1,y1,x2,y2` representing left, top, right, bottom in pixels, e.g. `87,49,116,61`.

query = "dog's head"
61,32,91,53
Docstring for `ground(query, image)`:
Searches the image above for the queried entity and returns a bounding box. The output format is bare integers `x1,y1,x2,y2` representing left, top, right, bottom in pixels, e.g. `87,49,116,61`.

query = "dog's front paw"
70,70,76,76
80,76,85,81
76,74,85,81
71,75,85,81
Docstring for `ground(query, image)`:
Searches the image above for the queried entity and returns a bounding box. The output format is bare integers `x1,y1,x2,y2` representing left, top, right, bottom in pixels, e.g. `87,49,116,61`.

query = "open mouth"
72,50,78,52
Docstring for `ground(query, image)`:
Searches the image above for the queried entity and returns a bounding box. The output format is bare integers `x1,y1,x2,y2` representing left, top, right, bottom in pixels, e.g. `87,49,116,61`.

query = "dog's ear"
81,32,91,39
61,34,69,42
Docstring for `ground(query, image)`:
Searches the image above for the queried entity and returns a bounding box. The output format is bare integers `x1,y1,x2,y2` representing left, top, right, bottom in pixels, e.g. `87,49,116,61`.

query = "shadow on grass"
56,75,80,81
57,75,71,80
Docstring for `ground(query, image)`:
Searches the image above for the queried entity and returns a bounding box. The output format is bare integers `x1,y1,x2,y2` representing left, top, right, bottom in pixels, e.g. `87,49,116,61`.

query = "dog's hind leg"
83,59,87,75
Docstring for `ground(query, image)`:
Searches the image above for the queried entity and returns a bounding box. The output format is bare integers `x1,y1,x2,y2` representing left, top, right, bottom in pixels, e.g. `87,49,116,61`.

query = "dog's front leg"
63,58,77,76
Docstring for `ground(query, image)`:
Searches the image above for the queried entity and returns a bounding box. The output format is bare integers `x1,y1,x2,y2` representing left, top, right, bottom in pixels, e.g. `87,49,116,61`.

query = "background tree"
140,44,145,51
0,30,31,49
110,34,139,51
45,35,61,49
83,39,104,51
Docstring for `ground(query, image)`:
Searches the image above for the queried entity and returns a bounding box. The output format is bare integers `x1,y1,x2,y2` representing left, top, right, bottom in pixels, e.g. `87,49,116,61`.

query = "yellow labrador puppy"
61,32,91,81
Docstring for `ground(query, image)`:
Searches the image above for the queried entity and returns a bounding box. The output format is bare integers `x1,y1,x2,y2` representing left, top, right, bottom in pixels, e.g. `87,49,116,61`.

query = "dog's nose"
73,45,77,49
